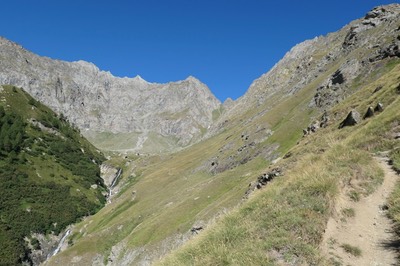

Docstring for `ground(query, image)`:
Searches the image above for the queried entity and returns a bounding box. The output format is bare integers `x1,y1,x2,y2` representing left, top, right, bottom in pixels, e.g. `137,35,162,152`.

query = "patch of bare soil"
321,157,399,266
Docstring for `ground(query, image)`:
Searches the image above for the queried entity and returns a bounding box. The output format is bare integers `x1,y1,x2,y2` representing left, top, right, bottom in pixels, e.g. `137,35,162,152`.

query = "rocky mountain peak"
185,75,201,83
0,39,221,153
365,4,400,20
209,4,400,135
132,75,148,83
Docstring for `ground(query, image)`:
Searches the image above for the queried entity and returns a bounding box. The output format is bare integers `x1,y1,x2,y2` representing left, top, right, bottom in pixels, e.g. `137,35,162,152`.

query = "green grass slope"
48,56,400,266
0,85,106,265
158,61,400,265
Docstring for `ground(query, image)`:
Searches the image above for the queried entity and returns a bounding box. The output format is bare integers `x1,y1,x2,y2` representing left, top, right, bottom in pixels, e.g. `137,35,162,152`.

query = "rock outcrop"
244,168,282,199
0,38,221,152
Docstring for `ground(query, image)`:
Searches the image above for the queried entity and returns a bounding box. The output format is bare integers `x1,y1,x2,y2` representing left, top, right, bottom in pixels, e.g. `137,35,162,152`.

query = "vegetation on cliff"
0,85,106,265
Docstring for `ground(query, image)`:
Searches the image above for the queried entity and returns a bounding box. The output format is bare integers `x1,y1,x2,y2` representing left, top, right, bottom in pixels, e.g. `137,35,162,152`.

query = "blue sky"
1,1,396,101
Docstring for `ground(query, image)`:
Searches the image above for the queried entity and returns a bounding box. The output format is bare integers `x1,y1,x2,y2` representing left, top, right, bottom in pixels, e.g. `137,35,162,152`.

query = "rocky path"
321,156,399,266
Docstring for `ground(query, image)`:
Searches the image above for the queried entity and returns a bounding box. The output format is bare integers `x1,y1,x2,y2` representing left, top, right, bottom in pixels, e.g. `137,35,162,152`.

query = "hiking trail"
321,156,399,265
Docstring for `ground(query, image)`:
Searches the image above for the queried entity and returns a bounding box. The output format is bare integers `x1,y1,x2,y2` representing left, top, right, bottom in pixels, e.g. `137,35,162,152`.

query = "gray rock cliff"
0,39,221,152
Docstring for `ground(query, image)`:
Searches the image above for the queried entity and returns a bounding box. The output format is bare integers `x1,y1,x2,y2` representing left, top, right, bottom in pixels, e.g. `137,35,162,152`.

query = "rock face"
0,38,221,152
1,5,399,153
100,164,119,187
209,4,400,135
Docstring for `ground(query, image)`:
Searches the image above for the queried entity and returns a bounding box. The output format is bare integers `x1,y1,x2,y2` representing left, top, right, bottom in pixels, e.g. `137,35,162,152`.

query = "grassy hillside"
47,54,400,266
46,5,400,263
158,61,400,265
0,85,106,265
43,44,335,265
45,54,319,264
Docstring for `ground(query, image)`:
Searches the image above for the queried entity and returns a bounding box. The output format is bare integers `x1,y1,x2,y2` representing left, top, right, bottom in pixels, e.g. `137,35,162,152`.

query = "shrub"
340,243,362,257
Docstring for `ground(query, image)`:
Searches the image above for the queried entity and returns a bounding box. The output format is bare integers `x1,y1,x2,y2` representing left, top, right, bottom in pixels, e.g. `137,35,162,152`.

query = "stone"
374,102,384,112
363,106,374,119
283,152,292,159
191,221,205,234
320,111,330,128
339,110,361,128
373,85,383,93
310,121,320,132
256,168,281,186
303,120,321,136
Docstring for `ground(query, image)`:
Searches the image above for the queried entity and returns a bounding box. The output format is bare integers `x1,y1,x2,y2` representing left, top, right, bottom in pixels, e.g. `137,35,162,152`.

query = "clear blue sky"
1,1,396,101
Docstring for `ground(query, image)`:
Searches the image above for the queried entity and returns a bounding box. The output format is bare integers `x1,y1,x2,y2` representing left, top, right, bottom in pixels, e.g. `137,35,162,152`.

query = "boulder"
257,168,281,186
339,110,361,128
363,106,374,119
283,152,292,159
374,102,384,112
303,120,321,136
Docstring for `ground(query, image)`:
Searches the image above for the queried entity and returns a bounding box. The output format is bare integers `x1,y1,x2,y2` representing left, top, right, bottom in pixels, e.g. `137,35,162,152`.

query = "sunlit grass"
157,62,400,265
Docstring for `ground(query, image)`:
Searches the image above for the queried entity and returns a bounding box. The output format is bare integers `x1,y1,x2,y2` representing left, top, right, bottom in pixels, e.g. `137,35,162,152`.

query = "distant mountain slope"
0,41,221,153
0,85,106,265
210,4,400,136
160,61,400,265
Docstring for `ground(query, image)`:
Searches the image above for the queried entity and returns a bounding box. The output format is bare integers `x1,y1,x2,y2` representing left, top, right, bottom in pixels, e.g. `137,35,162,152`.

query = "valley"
0,3,400,266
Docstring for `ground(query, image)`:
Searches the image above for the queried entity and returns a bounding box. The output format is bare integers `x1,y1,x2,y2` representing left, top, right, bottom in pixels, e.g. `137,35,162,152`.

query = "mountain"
161,63,400,265
159,5,400,265
0,85,106,265
36,4,400,266
2,3,400,266
210,3,400,136
0,40,221,153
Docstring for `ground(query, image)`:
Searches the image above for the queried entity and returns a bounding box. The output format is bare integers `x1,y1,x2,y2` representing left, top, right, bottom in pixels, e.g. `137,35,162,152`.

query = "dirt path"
321,157,399,266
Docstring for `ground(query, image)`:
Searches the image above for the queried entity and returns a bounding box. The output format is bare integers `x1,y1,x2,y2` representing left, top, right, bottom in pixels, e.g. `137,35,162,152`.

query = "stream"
43,167,122,263
47,229,71,259
45,168,122,262
108,168,122,201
